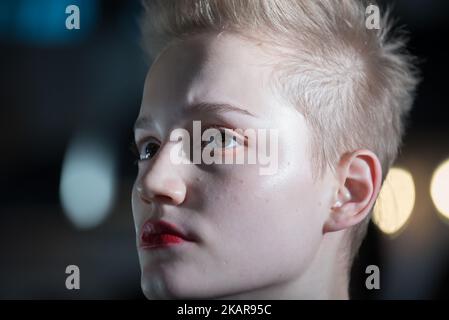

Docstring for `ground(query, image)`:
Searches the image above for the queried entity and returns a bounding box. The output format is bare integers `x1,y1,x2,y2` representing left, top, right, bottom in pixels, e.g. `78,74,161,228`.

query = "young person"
131,0,419,299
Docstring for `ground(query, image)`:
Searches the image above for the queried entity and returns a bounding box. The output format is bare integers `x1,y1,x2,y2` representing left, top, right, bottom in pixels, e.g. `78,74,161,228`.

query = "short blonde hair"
140,0,419,261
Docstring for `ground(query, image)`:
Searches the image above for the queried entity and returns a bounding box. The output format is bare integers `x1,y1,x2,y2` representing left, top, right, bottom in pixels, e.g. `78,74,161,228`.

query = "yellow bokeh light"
430,159,449,220
373,168,415,235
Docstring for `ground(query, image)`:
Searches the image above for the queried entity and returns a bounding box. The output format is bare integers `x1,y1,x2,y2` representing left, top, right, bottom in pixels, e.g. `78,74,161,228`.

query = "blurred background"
0,0,448,299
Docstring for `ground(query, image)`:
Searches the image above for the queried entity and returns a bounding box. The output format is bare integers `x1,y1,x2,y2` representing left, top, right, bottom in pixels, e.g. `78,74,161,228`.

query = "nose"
136,143,187,206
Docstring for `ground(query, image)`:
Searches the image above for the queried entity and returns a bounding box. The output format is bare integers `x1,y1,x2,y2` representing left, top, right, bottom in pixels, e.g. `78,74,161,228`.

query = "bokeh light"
430,158,449,221
59,133,117,229
373,168,416,236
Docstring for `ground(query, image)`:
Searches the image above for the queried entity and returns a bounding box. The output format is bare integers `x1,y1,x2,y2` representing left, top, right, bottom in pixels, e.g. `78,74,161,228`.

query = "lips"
140,219,192,249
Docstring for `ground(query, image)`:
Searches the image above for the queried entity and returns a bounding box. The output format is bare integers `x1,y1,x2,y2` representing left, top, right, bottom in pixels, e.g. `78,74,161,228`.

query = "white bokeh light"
59,134,117,229
373,167,416,236
430,159,449,221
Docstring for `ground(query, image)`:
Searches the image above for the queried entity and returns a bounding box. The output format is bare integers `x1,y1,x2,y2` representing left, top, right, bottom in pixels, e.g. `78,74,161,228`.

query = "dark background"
0,0,448,299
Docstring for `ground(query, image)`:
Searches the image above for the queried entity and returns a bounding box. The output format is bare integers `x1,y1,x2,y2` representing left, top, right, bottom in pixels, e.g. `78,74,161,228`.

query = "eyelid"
135,132,161,144
203,125,248,146
134,126,161,142
135,124,248,148
135,136,161,154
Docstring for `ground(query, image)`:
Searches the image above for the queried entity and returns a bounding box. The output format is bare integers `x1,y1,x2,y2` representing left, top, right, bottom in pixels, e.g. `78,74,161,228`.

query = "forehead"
140,32,282,122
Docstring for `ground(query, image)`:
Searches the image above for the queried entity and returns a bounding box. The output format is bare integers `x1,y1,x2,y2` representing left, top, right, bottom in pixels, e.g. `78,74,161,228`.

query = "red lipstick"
140,220,191,249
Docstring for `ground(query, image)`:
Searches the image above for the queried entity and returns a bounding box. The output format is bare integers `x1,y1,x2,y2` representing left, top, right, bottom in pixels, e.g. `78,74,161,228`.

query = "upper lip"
140,219,194,244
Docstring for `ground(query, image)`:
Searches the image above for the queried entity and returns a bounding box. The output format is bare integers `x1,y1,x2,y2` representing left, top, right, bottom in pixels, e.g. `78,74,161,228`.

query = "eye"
133,139,160,161
202,127,242,151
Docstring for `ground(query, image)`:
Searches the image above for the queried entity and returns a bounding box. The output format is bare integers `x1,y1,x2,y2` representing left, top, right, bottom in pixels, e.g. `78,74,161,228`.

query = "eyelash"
201,125,244,151
131,126,247,164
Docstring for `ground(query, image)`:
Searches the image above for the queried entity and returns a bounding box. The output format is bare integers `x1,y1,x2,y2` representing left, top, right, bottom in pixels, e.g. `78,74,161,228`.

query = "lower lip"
140,233,186,249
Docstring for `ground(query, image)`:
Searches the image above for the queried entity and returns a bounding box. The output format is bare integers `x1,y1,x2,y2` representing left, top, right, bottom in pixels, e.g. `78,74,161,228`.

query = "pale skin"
131,32,382,299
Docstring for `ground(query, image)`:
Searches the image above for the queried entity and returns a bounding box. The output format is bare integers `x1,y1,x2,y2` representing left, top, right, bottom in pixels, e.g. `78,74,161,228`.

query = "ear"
323,150,383,233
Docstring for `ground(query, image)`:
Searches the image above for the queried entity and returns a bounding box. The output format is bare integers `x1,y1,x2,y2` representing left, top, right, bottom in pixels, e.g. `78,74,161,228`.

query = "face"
132,32,336,299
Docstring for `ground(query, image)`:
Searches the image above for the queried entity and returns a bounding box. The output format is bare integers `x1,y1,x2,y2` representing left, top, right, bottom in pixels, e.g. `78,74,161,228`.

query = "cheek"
131,185,138,219
131,183,145,231
200,164,325,271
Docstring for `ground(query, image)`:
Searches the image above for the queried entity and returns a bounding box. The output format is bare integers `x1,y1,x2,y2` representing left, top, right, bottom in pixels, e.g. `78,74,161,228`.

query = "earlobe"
323,150,382,234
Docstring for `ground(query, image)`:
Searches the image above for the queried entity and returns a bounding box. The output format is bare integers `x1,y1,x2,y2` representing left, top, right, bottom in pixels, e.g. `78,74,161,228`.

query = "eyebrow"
133,102,257,131
186,102,256,118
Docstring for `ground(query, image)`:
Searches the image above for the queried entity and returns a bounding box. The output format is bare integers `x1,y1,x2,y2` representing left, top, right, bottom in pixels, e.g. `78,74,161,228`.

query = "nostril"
156,194,181,205
140,193,181,206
